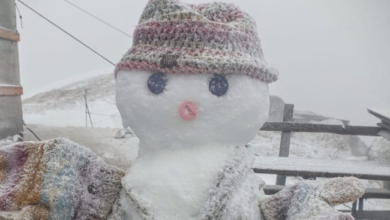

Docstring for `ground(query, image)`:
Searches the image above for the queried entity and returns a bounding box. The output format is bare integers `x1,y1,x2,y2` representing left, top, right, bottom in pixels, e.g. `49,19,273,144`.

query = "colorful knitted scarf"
0,138,124,220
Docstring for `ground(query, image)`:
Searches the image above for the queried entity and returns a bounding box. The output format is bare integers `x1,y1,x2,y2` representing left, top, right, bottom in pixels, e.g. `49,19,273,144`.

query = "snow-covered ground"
0,69,388,217
23,69,121,128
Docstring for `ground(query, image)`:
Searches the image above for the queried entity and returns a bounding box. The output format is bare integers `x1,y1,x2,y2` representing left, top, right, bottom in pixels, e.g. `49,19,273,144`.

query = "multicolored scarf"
0,138,124,220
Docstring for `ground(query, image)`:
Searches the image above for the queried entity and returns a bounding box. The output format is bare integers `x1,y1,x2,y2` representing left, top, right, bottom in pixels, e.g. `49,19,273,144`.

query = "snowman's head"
116,71,270,156
114,0,278,156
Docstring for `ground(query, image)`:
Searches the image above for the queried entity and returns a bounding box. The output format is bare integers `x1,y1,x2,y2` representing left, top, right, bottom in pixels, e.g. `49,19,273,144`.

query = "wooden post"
0,0,23,139
276,104,294,185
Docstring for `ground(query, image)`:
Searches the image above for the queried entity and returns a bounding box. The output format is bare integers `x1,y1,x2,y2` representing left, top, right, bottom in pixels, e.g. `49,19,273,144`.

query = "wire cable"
15,3,24,28
17,0,115,66
89,113,121,118
64,0,132,38
23,120,41,141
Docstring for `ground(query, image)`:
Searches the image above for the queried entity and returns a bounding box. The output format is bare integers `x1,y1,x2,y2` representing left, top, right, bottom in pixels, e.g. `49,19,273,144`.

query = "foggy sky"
17,0,390,127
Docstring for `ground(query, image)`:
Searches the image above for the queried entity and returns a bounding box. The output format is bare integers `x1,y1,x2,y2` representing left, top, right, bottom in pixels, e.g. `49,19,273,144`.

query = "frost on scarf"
260,177,365,220
0,138,124,220
108,146,265,220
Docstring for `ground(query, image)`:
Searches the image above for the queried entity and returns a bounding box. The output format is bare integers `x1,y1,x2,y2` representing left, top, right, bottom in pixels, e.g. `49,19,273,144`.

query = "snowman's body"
108,1,365,219
112,70,270,220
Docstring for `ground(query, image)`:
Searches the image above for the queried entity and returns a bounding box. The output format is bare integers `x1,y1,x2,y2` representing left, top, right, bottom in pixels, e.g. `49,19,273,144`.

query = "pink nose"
179,101,198,121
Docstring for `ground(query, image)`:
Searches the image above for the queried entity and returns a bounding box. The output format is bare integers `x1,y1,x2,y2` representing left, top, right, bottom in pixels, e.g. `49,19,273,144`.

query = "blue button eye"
148,73,167,94
209,74,229,97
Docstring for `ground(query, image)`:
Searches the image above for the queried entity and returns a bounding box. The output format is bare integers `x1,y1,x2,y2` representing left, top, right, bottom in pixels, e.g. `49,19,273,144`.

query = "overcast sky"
16,0,390,127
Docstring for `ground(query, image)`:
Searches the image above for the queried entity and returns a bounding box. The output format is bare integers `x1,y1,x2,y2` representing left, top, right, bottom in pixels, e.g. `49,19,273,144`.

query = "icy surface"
116,71,270,157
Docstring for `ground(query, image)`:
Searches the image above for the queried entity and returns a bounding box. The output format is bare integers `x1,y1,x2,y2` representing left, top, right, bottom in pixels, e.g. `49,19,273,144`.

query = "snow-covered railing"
257,104,390,220
368,108,390,142
261,122,381,136
253,157,390,181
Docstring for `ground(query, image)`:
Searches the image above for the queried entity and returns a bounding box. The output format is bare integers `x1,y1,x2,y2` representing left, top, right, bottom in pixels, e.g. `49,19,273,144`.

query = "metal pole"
0,0,23,139
85,90,93,128
84,90,88,127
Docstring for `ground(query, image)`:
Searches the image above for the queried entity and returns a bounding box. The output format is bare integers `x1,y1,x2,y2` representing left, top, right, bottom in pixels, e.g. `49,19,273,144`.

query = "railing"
258,104,390,220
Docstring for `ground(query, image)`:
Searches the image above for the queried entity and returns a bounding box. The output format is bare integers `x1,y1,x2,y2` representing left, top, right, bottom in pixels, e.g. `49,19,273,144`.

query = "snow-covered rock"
368,138,390,163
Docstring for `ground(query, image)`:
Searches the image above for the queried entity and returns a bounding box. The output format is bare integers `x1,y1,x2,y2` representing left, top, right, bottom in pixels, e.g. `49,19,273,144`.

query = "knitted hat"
115,0,278,83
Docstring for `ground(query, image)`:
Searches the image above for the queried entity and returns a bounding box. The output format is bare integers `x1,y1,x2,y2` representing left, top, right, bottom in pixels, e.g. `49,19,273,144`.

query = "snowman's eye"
148,73,167,94
209,74,229,97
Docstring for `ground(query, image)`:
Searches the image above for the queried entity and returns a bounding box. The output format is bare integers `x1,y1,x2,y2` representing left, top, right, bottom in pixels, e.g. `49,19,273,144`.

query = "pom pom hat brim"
115,0,279,83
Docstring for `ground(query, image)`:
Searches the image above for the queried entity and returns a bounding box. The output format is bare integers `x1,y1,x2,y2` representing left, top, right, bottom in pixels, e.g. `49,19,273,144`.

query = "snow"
4,69,386,218
23,70,121,128
113,70,273,219
121,145,235,219
116,70,270,157
18,124,139,170
23,68,114,99
368,137,390,163
253,156,390,178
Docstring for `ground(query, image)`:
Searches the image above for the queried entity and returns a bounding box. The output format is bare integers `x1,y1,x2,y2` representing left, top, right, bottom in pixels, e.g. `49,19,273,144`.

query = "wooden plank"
260,122,381,136
364,188,390,199
253,156,390,181
263,185,390,199
0,28,20,42
378,122,390,131
0,86,23,96
379,130,390,142
276,104,294,185
353,211,390,219
368,108,390,124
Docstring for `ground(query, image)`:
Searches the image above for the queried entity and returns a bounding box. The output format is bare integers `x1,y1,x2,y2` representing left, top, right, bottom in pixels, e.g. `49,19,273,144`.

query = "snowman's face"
116,71,269,157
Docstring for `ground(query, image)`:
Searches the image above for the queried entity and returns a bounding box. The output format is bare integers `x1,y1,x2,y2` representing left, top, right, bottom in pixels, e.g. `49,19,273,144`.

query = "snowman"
0,0,366,218
109,0,365,220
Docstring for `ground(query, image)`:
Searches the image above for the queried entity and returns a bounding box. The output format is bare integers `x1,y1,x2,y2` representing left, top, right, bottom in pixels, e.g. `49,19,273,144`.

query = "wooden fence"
257,104,390,220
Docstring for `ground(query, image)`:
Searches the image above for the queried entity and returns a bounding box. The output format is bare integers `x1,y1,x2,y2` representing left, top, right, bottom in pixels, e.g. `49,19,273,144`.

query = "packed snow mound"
116,71,270,157
368,137,390,163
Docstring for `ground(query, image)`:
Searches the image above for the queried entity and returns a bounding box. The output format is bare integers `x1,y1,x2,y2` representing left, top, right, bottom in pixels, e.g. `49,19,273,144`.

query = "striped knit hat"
115,0,278,83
